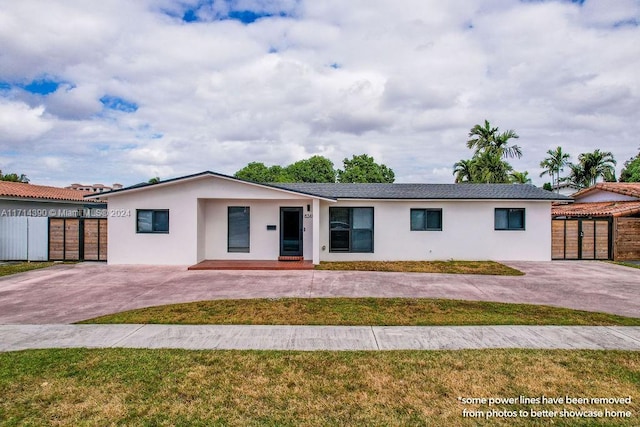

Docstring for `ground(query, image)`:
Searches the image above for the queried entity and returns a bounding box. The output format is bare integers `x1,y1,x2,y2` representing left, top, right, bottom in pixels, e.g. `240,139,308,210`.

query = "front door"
280,207,303,256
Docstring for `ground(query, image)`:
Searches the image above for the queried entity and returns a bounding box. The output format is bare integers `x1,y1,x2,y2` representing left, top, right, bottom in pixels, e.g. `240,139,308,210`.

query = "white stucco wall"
203,199,314,261
105,174,554,264
576,191,638,203
106,175,317,265
318,200,553,261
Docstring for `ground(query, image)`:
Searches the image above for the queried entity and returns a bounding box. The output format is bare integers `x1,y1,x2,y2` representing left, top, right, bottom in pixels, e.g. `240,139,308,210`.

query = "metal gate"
48,218,107,261
552,218,612,260
0,217,49,261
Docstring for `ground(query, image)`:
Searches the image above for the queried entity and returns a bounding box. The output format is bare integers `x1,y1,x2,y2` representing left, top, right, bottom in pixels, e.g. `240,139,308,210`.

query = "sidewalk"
2,325,640,352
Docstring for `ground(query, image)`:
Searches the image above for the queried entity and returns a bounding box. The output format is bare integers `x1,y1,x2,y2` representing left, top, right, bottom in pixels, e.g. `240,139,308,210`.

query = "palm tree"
473,151,513,183
466,119,522,159
453,159,475,183
565,163,589,188
510,171,532,184
579,149,616,186
539,147,571,193
564,149,617,188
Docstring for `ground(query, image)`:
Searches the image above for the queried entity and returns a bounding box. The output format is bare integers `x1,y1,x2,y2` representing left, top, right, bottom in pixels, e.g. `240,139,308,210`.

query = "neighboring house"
0,181,106,261
66,183,123,193
86,171,568,266
552,182,640,261
552,182,581,197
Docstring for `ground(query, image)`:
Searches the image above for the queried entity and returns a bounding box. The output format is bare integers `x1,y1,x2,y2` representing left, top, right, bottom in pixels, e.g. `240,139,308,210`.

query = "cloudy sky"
1,0,639,187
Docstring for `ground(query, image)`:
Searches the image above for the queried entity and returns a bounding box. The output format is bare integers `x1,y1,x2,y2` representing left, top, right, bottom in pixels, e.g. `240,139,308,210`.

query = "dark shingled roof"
87,171,571,202
271,183,571,201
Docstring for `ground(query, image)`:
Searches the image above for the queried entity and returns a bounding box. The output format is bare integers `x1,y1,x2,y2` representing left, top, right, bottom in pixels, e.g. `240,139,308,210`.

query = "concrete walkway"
2,325,640,352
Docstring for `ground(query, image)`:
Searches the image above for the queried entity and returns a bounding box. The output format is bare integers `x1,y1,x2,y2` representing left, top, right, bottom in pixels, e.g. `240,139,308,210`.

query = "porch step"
188,260,313,270
278,256,304,262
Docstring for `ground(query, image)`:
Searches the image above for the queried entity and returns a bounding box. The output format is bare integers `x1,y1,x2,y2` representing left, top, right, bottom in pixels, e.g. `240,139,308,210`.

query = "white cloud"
0,0,639,187
0,101,52,144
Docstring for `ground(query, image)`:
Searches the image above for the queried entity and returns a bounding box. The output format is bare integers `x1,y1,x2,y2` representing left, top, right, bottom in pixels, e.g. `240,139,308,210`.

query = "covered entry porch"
197,197,321,264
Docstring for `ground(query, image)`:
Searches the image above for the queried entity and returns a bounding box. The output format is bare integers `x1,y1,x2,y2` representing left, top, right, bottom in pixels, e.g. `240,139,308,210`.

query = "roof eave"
85,171,336,202
1,196,101,204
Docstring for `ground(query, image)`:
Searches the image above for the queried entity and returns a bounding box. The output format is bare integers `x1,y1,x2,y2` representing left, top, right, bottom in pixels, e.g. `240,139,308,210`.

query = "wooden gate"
48,218,107,261
552,218,611,260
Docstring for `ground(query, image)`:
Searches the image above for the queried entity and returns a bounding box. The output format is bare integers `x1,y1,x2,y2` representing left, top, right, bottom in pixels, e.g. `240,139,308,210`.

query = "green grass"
315,260,524,275
0,349,638,426
0,261,59,277
79,298,640,326
610,261,640,270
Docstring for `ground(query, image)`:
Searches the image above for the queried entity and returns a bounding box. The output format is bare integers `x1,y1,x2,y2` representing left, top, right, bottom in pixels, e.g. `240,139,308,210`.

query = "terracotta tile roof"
552,201,640,218
0,181,96,202
572,182,640,200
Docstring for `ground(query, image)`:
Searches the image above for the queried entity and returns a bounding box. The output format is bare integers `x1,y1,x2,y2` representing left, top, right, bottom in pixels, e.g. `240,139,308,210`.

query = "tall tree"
565,162,590,188
466,119,521,159
565,149,616,188
510,171,532,184
284,155,336,183
453,159,475,183
337,154,395,183
0,170,29,183
539,147,570,193
234,162,292,182
453,120,522,184
472,151,513,184
579,149,617,187
619,150,640,182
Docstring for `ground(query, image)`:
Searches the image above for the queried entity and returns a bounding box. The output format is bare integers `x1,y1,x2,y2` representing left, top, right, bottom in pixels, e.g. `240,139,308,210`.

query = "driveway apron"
0,261,638,324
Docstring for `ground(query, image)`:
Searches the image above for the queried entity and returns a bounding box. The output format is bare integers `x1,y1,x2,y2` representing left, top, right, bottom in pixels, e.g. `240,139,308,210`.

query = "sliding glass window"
329,207,374,252
136,210,169,233
494,208,525,230
410,209,442,231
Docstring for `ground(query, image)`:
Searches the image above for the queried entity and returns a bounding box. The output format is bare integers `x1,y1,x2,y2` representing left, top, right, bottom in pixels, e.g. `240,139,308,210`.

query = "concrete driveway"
0,261,638,324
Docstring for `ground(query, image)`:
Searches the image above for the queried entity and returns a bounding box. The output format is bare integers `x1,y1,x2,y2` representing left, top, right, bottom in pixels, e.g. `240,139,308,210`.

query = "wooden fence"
614,218,640,261
49,218,107,261
552,218,611,260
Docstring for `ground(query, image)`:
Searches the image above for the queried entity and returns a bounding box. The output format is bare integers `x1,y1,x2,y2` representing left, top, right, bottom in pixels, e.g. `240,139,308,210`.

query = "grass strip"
79,297,640,326
0,262,60,277
0,348,638,426
610,261,640,270
315,260,524,275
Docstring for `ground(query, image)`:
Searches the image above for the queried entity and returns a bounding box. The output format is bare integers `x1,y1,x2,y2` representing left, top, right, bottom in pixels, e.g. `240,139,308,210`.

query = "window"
410,209,442,231
228,206,250,252
330,207,374,252
495,208,525,230
137,210,169,233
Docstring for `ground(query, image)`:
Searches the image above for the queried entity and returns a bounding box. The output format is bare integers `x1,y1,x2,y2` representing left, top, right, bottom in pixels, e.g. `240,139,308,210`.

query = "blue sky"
0,0,639,186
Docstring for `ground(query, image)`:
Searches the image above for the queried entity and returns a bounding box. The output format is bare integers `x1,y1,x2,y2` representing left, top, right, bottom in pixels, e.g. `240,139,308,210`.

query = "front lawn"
315,260,524,275
0,262,59,277
79,298,640,326
1,349,638,426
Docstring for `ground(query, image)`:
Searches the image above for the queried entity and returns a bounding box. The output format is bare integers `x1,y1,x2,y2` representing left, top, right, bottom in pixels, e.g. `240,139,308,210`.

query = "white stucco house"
86,171,570,265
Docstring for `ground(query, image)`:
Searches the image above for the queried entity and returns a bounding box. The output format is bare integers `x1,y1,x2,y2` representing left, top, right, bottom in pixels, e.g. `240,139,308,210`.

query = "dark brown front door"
280,207,303,256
